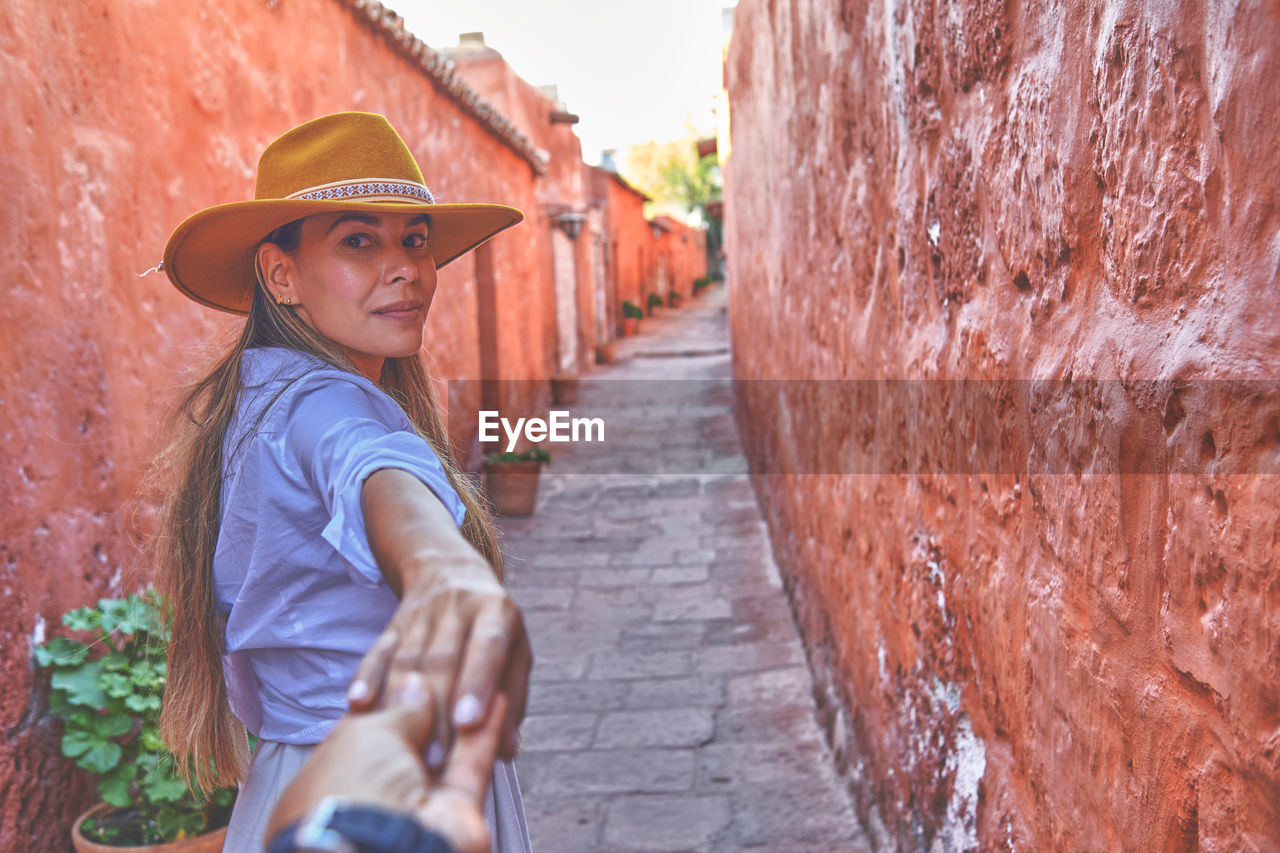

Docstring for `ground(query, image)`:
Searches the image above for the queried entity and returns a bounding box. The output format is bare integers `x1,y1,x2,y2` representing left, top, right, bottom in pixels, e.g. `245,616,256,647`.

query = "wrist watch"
266,797,457,853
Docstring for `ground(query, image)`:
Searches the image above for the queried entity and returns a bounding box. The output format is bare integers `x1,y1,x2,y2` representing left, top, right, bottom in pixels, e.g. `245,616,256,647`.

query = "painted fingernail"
346,680,370,703
453,694,483,726
397,673,429,705
426,740,447,769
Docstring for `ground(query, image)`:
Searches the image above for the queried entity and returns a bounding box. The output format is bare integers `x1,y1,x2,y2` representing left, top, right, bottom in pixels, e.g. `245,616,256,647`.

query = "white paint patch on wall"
942,715,986,853
930,676,962,714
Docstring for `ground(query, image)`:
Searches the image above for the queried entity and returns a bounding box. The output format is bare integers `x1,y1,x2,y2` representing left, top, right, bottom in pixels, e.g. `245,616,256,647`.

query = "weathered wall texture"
725,0,1280,850
0,0,547,847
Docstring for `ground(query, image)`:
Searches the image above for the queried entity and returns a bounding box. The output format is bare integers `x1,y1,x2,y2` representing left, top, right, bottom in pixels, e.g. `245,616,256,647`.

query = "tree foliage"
658,151,722,218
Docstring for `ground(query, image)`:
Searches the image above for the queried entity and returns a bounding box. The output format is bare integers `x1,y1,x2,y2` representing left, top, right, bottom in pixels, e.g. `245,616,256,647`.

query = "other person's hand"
268,673,508,853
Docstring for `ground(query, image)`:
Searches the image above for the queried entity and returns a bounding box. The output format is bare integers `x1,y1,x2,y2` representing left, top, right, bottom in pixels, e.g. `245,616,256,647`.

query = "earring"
277,295,292,305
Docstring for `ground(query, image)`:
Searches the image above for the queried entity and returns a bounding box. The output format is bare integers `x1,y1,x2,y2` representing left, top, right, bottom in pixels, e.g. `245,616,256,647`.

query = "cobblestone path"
501,286,871,852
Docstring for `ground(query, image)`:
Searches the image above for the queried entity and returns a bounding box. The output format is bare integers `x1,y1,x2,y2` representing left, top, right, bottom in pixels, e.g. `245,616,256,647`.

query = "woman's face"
264,210,438,381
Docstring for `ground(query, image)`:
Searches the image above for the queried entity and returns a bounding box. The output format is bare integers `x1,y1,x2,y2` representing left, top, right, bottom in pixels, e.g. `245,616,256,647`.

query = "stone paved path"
501,287,871,852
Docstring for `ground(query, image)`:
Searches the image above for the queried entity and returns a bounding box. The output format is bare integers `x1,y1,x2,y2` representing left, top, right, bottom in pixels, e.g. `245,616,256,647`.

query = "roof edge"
336,0,548,176
591,165,650,202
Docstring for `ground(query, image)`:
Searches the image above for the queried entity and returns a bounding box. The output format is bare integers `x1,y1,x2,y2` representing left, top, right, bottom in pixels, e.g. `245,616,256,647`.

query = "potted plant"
621,300,643,336
646,292,664,315
692,275,712,295
482,447,551,517
667,291,683,308
550,372,580,406
35,593,235,852
594,341,618,365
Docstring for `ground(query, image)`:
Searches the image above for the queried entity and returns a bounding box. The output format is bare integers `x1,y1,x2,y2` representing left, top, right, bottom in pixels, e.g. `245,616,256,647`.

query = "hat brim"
163,199,524,314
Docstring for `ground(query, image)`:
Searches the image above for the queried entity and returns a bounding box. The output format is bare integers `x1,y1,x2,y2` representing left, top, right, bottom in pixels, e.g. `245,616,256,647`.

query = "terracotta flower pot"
483,460,543,516
550,374,580,406
622,317,640,336
595,342,618,365
72,803,227,853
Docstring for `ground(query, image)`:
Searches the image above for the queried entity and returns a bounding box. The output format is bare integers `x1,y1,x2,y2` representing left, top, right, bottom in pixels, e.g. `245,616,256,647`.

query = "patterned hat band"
282,177,436,204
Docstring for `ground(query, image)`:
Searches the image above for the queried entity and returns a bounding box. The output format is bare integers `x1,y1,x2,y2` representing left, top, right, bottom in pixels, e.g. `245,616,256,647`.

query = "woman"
152,112,533,852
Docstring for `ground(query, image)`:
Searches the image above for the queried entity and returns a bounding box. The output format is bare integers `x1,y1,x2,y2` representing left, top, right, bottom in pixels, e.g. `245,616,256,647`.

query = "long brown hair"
152,219,502,791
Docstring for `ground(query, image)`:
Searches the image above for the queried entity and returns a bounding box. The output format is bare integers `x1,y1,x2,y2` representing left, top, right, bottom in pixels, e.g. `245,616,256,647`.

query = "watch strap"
267,802,457,853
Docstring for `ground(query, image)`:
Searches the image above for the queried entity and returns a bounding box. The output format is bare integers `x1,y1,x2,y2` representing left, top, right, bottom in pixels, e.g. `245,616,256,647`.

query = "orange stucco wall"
0,0,544,846
653,217,708,300
725,0,1280,849
448,43,595,374
450,42,707,365
600,173,653,332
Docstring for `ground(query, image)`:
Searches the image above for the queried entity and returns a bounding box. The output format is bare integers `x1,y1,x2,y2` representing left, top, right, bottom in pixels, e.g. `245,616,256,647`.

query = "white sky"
393,0,734,164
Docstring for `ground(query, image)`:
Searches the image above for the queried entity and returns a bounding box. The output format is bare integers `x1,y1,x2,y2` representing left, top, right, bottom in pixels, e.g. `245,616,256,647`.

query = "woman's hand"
351,468,533,764
350,561,532,763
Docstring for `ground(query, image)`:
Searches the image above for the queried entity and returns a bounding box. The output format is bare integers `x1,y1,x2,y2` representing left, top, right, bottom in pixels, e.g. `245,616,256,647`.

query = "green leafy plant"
484,447,551,465
647,292,665,312
35,593,234,846
658,151,722,219
622,300,644,320
692,275,712,293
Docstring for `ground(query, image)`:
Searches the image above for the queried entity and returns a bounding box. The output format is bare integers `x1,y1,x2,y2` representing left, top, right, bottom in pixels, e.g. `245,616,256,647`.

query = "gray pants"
222,740,532,852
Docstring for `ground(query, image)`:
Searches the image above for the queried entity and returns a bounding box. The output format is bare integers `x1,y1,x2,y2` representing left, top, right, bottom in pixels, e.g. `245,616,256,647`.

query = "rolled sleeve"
286,374,467,587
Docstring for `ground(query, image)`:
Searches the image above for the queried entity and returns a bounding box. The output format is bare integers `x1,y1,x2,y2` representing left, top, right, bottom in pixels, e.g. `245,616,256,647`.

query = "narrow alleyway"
502,286,871,852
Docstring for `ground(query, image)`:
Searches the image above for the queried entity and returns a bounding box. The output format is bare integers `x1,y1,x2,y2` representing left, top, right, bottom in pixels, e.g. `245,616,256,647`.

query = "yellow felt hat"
163,112,524,314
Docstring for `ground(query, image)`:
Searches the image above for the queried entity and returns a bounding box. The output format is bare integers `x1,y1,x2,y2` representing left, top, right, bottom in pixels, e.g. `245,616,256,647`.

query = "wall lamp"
553,212,586,240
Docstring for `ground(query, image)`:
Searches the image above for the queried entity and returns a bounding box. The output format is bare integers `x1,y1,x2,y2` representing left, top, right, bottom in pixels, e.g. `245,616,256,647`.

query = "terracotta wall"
448,41,598,375
652,216,708,300
584,168,616,347
0,0,544,847
599,171,654,331
725,0,1280,850
450,41,708,358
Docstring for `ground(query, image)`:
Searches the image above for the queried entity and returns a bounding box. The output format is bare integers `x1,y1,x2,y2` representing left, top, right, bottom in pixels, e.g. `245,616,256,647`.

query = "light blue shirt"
213,347,465,744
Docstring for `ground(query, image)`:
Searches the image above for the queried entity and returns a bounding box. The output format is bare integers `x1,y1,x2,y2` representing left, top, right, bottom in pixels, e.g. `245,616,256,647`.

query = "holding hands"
352,468,533,766
268,674,510,853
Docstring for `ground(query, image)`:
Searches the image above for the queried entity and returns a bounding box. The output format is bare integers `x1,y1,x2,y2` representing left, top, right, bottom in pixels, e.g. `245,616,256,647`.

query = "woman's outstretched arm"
348,467,532,763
